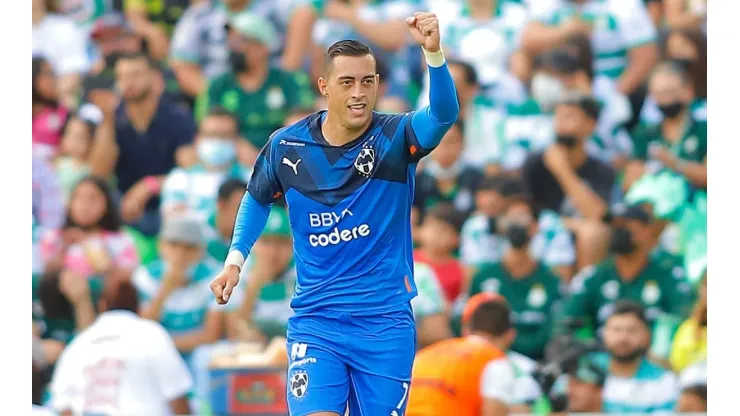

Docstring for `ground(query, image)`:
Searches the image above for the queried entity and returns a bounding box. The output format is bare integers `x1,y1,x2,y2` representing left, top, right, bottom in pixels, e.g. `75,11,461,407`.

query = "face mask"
531,73,564,112
229,51,248,73
197,138,236,167
425,159,463,181
609,227,636,255
556,134,578,148
658,101,685,119
671,58,696,73
506,224,530,249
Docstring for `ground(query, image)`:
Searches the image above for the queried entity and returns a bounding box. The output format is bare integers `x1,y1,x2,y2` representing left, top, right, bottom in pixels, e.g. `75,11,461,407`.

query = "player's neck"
321,112,373,147
567,145,589,168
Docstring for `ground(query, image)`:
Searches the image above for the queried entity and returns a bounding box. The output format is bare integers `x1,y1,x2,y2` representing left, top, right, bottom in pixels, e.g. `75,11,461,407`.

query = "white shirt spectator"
32,14,90,76
480,351,543,406
49,311,193,416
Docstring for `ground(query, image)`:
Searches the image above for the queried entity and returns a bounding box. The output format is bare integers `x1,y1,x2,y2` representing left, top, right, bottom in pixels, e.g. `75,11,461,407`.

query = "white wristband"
422,47,446,68
225,251,245,270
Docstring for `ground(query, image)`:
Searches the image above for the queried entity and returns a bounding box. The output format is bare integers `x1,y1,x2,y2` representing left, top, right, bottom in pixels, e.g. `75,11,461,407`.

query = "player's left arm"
405,13,459,158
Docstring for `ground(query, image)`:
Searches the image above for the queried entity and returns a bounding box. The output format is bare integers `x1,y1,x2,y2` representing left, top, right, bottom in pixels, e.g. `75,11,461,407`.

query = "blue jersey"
248,111,434,315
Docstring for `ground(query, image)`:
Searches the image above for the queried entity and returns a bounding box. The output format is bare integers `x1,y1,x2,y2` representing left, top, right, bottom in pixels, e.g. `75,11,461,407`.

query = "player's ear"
317,77,329,97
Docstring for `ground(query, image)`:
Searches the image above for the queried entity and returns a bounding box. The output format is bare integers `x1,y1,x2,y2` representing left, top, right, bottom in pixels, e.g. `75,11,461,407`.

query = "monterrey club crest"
290,371,309,399
354,145,375,177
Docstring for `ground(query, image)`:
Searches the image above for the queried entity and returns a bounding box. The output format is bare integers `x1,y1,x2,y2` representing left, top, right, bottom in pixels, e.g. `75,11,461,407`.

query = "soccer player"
210,12,458,416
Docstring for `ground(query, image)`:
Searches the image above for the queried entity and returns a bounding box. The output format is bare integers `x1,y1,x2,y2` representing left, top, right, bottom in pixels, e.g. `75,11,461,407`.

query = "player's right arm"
211,136,283,304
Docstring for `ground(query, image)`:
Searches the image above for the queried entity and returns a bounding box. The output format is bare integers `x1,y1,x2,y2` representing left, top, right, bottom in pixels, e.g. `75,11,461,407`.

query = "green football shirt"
196,69,315,149
469,262,561,360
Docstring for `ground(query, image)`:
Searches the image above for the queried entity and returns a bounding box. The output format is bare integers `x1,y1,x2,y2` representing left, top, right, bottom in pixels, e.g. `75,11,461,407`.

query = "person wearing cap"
564,354,606,413
49,278,193,416
133,216,226,360
469,193,562,361
625,63,707,191
522,93,615,270
225,206,296,343
414,122,483,219
462,177,575,281
194,12,314,161
561,204,694,337
544,35,634,169
161,107,252,224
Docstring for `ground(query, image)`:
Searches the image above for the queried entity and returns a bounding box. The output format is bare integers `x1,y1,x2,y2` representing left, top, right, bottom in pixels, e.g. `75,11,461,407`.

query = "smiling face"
318,53,378,132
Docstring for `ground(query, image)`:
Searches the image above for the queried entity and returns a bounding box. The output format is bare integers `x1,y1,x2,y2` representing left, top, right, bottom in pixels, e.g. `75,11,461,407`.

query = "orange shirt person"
407,296,516,416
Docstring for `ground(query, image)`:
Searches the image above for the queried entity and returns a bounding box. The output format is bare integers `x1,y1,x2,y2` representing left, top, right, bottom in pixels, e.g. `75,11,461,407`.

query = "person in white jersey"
49,279,193,416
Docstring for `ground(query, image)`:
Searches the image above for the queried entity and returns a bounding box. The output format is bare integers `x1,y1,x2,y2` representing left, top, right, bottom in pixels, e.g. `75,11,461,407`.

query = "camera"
532,318,603,412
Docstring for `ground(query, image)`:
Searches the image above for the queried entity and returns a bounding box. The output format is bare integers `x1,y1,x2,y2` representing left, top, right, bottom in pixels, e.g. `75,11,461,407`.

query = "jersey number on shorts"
390,382,409,416
291,343,308,360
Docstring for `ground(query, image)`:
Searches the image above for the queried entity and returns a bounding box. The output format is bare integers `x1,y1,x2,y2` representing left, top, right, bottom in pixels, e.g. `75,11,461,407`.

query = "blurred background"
32,0,707,414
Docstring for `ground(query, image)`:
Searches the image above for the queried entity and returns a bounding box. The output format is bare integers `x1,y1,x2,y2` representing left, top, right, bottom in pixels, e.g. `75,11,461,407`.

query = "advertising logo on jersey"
308,209,371,247
354,142,375,176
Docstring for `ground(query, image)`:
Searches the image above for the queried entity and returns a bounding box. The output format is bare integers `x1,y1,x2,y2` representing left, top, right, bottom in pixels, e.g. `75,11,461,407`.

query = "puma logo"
282,157,302,175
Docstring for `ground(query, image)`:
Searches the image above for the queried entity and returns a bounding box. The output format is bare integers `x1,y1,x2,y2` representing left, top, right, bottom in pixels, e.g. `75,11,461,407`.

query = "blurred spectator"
640,29,707,124
204,179,247,263
169,0,301,99
544,35,633,169
133,216,225,359
49,278,193,416
625,63,707,190
412,262,453,349
408,298,520,416
562,205,693,334
670,273,706,372
32,337,55,415
414,123,483,219
89,52,196,260
522,0,659,107
564,355,607,413
40,177,139,281
599,300,679,413
226,207,294,344
438,59,505,174
32,0,90,108
422,0,536,105
161,107,251,223
32,57,70,159
35,270,103,361
55,104,104,203
303,0,421,111
196,13,314,163
468,194,561,360
57,0,113,33
522,94,614,269
664,0,707,31
32,152,65,234
122,0,174,59
462,180,575,281
414,204,466,303
677,359,707,412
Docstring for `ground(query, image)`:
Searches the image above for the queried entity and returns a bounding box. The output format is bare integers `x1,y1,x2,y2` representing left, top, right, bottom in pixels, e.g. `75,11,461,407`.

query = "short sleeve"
480,359,517,404
460,216,491,267
132,266,158,304
170,9,203,63
247,137,284,204
147,323,194,400
160,169,190,213
614,0,657,48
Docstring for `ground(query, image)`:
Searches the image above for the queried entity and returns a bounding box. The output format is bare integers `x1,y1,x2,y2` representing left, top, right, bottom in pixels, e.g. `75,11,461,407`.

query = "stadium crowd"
32,0,708,414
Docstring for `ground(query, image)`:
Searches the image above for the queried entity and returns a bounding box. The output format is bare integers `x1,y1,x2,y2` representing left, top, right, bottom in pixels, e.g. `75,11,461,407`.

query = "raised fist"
406,12,441,52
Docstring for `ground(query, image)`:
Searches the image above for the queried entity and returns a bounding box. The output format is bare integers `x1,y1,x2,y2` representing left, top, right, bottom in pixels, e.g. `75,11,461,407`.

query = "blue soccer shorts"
285,304,416,416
